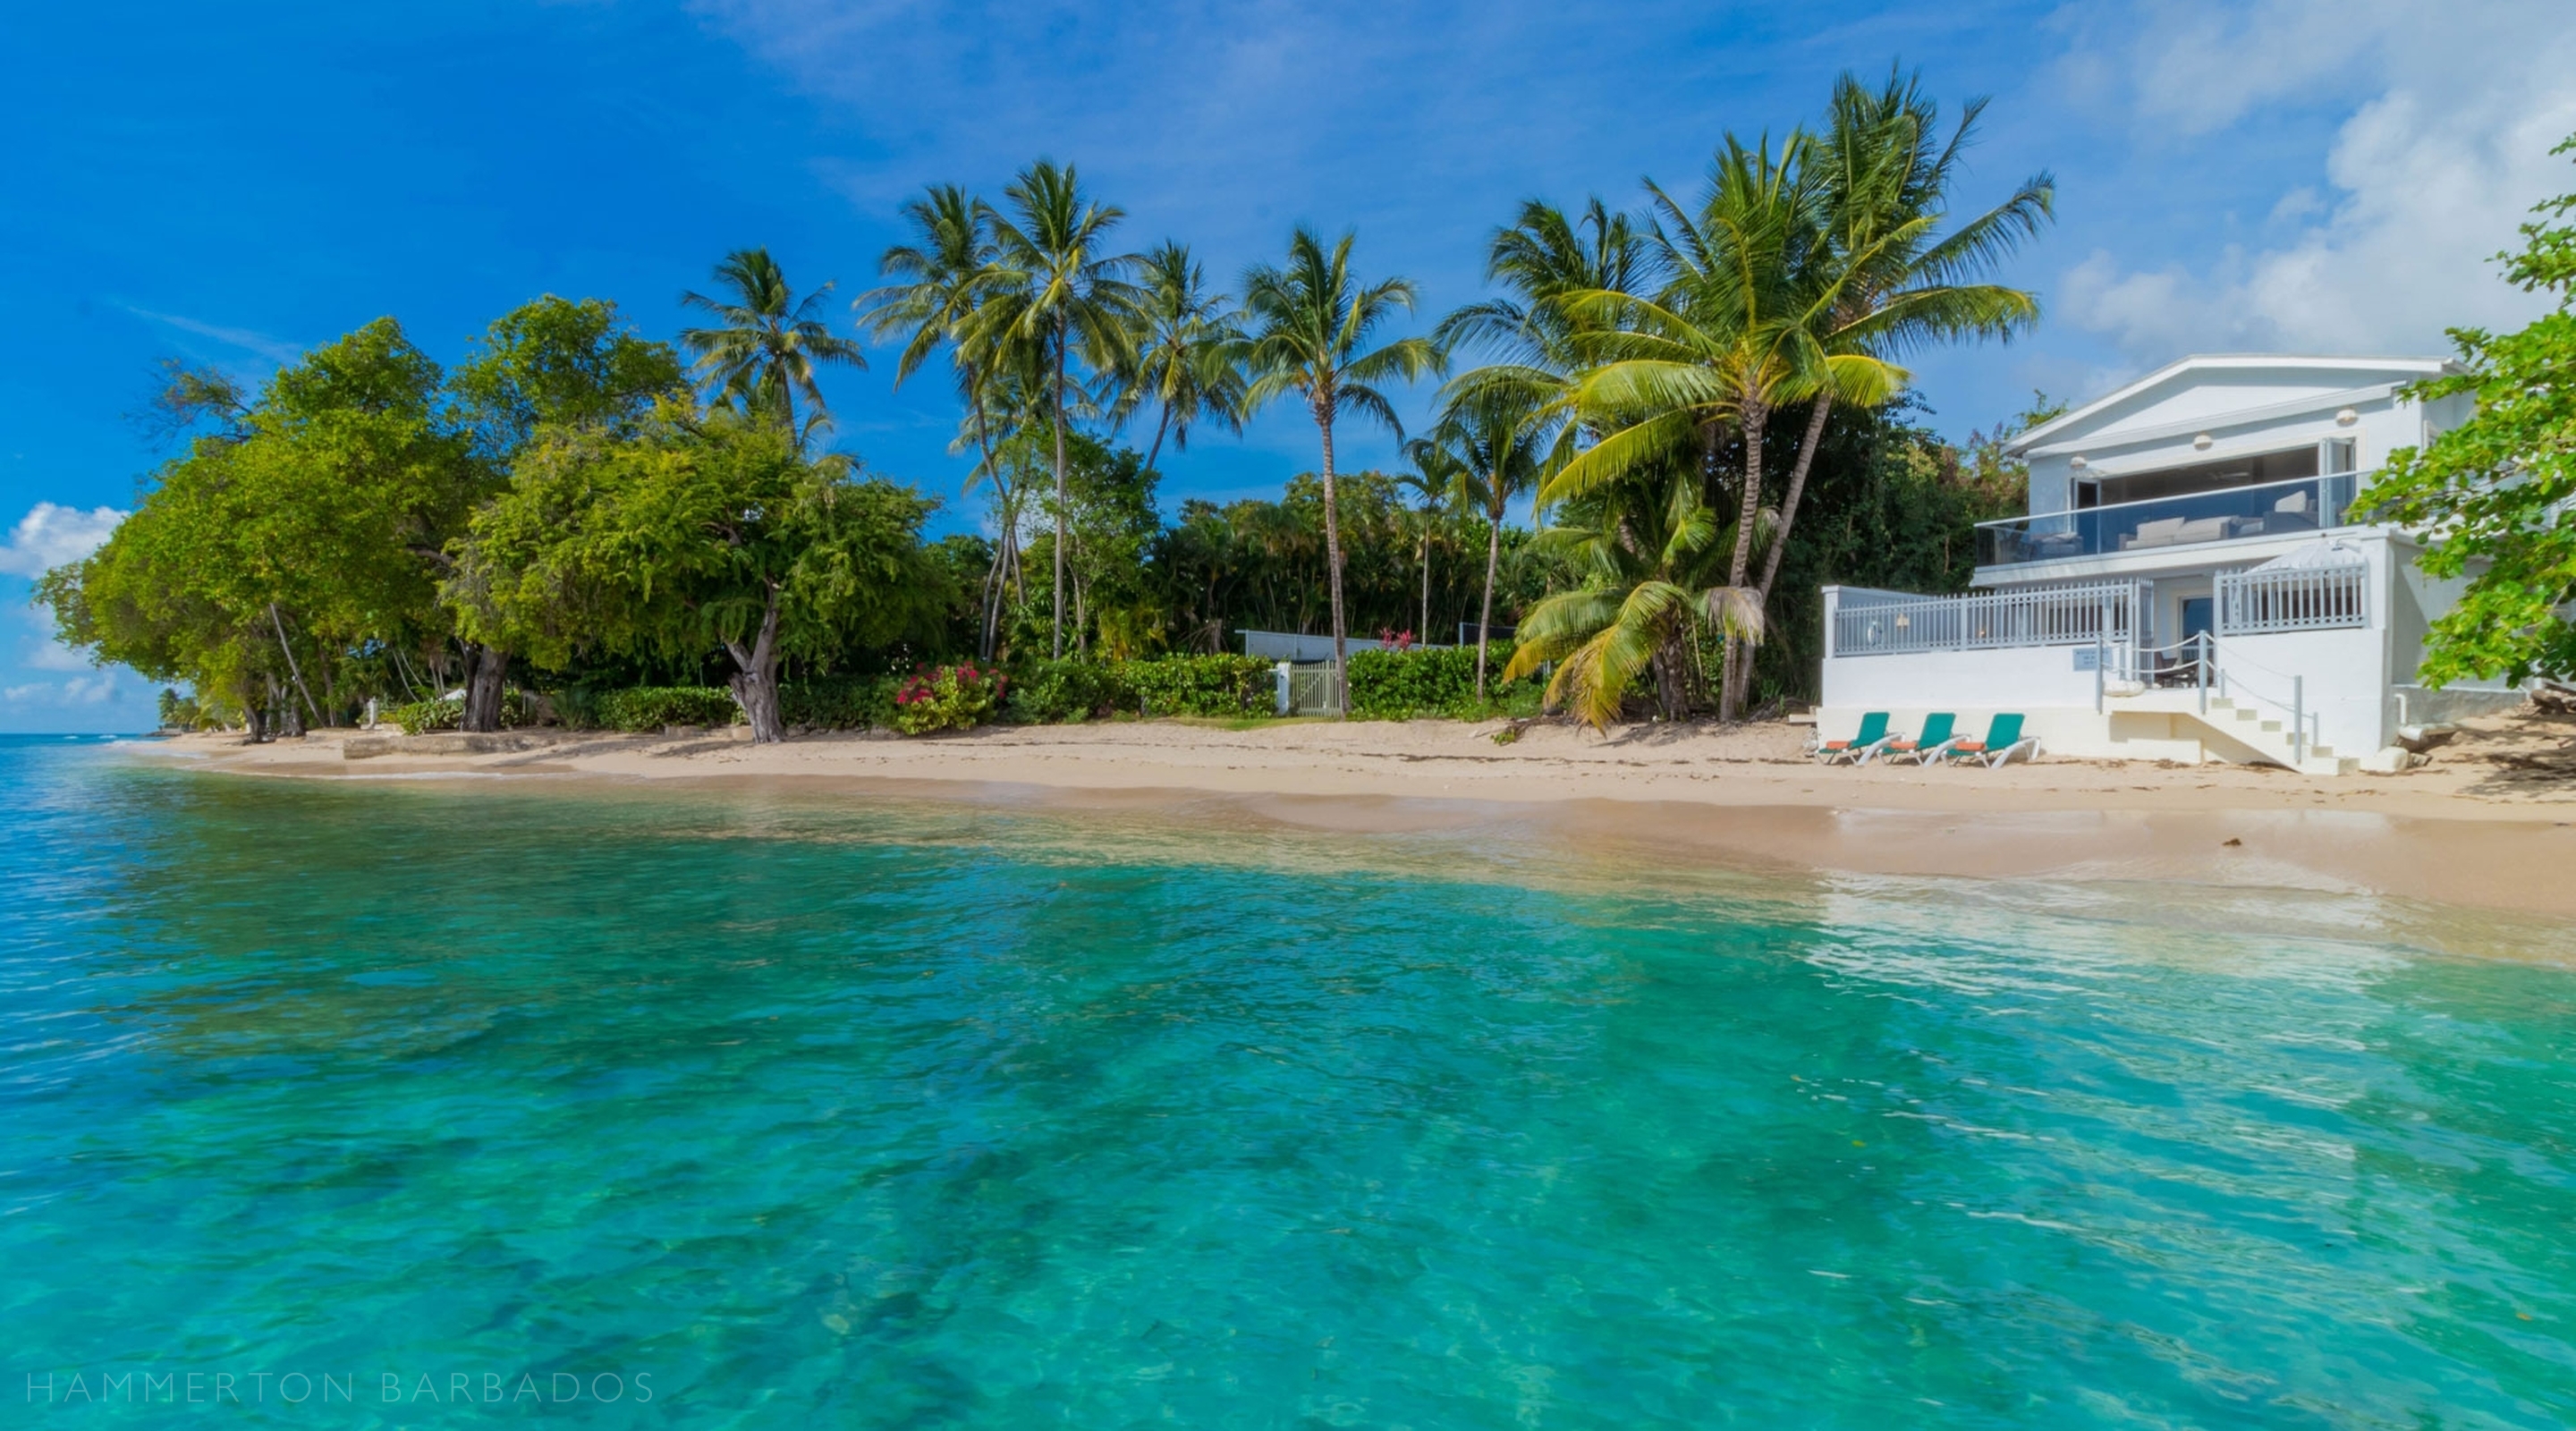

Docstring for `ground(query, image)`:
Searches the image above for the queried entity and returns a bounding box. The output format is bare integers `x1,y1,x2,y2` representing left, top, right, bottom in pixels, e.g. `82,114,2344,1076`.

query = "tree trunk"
1316,397,1348,714
267,603,323,730
1146,405,1172,474
1477,508,1502,700
242,678,268,744
1051,331,1070,661
1731,391,1835,722
968,369,1005,662
724,588,786,743
462,642,509,733
1720,398,1768,722
1419,525,1430,642
1651,644,1690,723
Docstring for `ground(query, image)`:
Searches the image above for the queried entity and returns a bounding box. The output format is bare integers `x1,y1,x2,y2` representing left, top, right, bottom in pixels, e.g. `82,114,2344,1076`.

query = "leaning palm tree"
853,185,1026,656
1415,382,1558,698
679,248,864,447
1713,69,2051,712
1237,227,1440,696
1502,464,1763,728
1546,134,1901,719
1117,241,1247,472
972,160,1141,658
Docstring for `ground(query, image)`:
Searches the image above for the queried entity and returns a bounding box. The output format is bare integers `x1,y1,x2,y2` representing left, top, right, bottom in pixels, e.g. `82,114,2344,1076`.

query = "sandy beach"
144,706,2576,920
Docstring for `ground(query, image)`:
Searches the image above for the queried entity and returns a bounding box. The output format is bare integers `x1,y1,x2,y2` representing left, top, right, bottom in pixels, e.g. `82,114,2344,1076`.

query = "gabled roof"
2004,353,2460,456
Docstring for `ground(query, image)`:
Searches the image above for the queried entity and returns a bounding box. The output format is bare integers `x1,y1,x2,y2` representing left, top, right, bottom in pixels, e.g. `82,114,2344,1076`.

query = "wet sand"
140,707,2576,920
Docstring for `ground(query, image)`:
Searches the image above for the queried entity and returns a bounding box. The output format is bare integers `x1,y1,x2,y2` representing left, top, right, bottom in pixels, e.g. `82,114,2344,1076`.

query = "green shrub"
593,686,741,732
1005,655,1273,723
1346,645,1538,720
388,697,462,734
779,675,896,730
1005,659,1131,724
892,663,1006,734
1124,655,1273,717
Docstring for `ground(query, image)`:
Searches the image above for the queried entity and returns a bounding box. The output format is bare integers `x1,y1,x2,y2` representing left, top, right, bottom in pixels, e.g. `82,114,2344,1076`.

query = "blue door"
2181,597,2215,644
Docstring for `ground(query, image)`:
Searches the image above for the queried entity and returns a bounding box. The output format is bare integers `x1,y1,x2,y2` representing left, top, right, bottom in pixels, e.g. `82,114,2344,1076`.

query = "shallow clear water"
4,735,2573,1427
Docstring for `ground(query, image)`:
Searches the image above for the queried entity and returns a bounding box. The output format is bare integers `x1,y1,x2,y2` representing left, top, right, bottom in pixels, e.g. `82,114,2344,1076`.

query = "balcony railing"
1826,581,2142,659
1976,472,2361,568
2216,561,2368,635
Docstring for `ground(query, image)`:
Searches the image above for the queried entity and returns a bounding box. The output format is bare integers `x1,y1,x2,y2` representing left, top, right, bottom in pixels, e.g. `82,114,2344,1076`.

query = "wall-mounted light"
2069,454,2089,470
2334,408,2358,426
2193,433,2214,450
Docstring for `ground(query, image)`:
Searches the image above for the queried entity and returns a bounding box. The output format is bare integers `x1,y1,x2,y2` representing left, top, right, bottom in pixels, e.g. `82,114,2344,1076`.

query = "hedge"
387,690,534,734
1345,645,1539,720
1006,655,1273,724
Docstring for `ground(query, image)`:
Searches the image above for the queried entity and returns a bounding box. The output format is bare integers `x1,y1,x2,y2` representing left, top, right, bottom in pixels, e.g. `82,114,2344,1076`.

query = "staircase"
2106,688,2356,775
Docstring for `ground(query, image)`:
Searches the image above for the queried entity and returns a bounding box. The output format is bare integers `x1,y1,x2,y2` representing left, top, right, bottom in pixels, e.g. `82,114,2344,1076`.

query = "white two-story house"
1817,354,2524,773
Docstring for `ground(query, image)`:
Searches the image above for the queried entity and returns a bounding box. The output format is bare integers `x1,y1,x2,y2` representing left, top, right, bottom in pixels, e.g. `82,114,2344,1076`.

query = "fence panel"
2217,563,2368,635
1830,582,2141,658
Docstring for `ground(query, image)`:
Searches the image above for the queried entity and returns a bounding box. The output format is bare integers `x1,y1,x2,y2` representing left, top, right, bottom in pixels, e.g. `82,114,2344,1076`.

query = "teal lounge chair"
1815,711,1892,765
1883,712,1956,766
1943,713,2039,767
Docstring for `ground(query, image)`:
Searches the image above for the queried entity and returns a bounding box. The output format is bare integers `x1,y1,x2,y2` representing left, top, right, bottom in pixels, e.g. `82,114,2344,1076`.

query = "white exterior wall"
1810,357,2477,770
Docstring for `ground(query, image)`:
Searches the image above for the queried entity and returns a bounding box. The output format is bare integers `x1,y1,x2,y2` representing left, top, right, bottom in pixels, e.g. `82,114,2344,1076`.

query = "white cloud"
119,305,305,365
0,502,126,579
2056,0,2576,362
0,673,119,707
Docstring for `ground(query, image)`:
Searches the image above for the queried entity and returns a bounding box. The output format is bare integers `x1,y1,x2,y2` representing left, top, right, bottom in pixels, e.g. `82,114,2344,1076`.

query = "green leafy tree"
2364,135,2576,687
456,412,948,741
1413,385,1557,696
1237,226,1440,697
679,248,865,446
445,296,686,727
972,161,1141,657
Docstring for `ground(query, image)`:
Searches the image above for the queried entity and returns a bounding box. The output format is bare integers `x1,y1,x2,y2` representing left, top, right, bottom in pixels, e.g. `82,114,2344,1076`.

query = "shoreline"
136,711,2576,920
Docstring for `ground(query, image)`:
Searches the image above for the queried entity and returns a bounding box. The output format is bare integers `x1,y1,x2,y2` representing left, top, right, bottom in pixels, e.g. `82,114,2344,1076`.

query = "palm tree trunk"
1051,328,1070,661
1731,391,1835,719
1476,507,1502,701
1722,398,1767,722
1317,396,1348,714
1419,523,1430,641
1145,405,1173,474
967,370,1005,661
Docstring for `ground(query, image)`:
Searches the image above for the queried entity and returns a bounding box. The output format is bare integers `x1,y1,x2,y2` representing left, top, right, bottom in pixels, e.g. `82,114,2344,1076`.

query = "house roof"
2003,353,2461,457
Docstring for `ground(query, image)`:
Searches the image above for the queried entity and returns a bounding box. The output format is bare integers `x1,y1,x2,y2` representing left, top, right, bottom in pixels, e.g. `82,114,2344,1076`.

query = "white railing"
1826,581,2143,659
2216,562,2368,636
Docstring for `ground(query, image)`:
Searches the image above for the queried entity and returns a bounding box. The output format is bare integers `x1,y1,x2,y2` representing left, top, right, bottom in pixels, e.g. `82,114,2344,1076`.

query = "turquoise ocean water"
3,733,2572,1427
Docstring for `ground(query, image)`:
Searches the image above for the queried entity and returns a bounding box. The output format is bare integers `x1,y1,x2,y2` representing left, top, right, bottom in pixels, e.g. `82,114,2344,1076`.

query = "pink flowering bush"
891,662,1006,735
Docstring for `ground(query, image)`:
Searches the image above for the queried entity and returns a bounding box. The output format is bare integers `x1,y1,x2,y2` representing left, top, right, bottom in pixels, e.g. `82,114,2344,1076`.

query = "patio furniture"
1814,711,1892,765
1882,712,1957,766
1941,713,2039,767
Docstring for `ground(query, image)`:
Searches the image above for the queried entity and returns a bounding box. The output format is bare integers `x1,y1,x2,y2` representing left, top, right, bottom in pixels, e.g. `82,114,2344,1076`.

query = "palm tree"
1717,69,2051,711
1545,134,1900,720
973,160,1141,658
853,184,1029,657
1501,461,1763,728
1394,448,1462,643
1238,227,1440,698
1415,384,1556,698
1117,241,1247,472
679,248,864,447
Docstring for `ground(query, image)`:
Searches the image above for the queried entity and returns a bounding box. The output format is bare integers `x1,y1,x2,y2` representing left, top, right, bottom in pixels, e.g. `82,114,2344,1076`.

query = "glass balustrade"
1976,472,2359,568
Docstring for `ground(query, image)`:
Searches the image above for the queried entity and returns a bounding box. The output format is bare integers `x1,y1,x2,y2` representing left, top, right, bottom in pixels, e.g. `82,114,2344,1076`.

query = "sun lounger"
1813,711,1891,765
1941,713,2039,767
1882,712,1956,766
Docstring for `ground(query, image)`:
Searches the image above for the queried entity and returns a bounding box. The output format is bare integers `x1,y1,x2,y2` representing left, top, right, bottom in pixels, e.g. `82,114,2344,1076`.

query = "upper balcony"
1975,471,2362,570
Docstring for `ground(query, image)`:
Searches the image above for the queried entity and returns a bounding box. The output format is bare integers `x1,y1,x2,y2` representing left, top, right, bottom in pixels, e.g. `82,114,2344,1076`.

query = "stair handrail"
2200,636,2323,765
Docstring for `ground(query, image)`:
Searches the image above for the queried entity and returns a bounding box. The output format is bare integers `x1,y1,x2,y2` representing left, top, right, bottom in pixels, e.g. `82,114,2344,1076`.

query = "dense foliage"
2361,136,2576,687
1346,645,1542,720
46,66,2106,737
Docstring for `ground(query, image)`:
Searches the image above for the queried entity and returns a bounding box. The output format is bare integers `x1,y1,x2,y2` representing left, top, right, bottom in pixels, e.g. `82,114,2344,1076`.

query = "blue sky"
4,0,2569,731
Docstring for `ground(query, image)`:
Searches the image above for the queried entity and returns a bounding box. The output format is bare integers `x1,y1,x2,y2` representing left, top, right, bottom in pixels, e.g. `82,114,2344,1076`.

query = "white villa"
1818,354,2526,774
